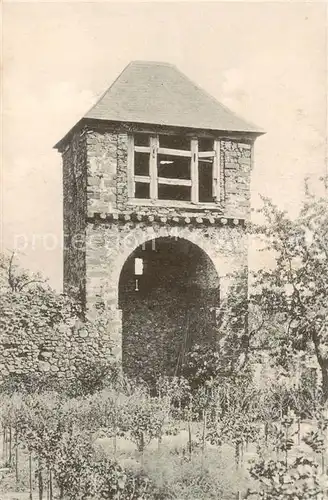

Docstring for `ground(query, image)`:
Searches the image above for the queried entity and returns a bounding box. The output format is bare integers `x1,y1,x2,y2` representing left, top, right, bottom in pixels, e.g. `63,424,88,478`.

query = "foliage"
181,343,222,390
142,447,242,500
247,411,328,499
14,392,69,466
0,388,172,498
122,389,171,452
201,378,261,457
0,372,63,395
65,359,121,397
52,427,95,499
250,189,328,400
2,378,328,500
181,269,260,392
257,368,323,421
216,268,256,373
53,429,161,500
247,455,324,499
0,252,117,389
0,253,81,335
155,375,190,402
0,360,121,399
0,392,23,429
206,409,258,449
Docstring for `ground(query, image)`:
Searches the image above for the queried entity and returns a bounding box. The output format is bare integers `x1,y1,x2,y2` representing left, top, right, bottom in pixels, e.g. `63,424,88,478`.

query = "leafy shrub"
181,343,222,390
65,359,121,397
54,430,167,500
0,372,63,395
53,427,95,499
247,412,328,499
121,389,170,452
0,359,122,399
142,447,243,500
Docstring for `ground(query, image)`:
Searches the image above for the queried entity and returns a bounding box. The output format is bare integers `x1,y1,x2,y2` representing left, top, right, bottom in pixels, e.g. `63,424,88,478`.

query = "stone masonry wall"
221,140,252,219
0,123,253,381
0,321,113,379
85,219,248,361
86,129,119,214
71,124,251,363
86,220,247,307
85,126,253,220
62,128,88,304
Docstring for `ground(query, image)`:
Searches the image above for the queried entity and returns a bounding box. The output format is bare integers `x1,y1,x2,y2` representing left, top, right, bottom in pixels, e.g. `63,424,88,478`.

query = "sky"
2,1,327,289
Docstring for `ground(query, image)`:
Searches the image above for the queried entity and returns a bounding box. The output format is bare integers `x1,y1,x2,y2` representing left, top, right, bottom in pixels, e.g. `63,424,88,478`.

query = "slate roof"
55,61,264,148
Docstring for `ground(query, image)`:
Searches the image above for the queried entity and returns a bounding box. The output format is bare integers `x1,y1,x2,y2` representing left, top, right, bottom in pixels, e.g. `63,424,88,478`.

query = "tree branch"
8,252,16,291
17,279,45,292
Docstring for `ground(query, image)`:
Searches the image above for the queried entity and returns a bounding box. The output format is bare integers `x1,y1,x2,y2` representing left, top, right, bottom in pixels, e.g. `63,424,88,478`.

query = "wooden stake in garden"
297,417,301,446
29,452,33,500
38,457,43,500
15,429,19,487
113,428,117,459
187,399,193,460
285,419,288,469
49,469,53,500
46,469,53,500
188,420,192,459
8,426,12,465
235,441,240,471
264,422,268,445
276,423,280,461
201,410,207,474
2,427,6,464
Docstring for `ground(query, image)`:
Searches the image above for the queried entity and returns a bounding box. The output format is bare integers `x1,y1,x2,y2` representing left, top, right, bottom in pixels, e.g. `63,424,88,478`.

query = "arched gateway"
55,60,263,375
119,237,219,379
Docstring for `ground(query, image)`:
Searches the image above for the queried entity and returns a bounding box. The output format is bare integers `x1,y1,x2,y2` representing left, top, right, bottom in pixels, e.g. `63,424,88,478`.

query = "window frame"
127,133,221,206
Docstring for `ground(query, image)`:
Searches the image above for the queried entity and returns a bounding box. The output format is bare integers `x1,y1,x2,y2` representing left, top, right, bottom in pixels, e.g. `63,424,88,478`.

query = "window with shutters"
127,133,221,206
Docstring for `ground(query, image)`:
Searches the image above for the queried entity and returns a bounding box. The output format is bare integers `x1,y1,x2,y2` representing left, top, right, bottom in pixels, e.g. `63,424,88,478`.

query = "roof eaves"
54,116,265,151
53,119,85,151
176,66,264,134
54,61,265,149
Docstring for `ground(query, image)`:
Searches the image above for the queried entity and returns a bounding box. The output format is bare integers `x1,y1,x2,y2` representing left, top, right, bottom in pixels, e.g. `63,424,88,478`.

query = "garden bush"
1,363,328,499
141,446,244,500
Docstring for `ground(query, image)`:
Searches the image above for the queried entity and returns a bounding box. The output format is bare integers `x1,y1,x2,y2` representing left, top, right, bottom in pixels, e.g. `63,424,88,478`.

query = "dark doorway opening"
118,237,220,383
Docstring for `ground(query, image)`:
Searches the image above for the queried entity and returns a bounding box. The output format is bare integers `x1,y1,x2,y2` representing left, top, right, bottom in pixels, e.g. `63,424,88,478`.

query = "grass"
0,442,34,498
95,429,252,500
1,421,321,499
0,429,252,500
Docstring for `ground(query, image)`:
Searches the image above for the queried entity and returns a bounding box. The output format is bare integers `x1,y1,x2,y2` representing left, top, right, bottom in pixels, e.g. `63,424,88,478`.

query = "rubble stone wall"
0,322,113,379
0,124,252,380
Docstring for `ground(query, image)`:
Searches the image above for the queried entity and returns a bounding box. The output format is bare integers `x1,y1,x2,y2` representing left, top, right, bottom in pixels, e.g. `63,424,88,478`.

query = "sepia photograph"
1,1,327,498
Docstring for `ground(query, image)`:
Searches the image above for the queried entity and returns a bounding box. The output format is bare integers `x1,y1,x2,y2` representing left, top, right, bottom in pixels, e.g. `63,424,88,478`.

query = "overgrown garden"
1,184,328,499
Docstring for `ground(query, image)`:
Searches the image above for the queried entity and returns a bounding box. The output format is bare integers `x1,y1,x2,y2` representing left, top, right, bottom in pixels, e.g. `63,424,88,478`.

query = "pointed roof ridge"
55,61,264,149
125,60,262,132
162,61,264,134
129,60,178,67
84,60,179,119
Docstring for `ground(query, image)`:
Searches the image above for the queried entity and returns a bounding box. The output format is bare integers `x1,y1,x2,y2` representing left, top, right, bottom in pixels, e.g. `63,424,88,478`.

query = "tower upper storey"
55,61,264,220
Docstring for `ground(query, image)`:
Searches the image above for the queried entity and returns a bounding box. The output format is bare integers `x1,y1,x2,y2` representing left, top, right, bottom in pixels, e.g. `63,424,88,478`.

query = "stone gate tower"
55,61,263,379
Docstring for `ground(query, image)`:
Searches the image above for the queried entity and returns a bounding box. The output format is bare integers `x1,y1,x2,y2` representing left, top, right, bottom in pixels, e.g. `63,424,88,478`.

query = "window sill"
127,198,223,211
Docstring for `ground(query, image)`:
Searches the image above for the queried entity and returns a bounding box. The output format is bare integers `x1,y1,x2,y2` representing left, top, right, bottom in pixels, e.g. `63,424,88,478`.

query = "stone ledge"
87,212,245,227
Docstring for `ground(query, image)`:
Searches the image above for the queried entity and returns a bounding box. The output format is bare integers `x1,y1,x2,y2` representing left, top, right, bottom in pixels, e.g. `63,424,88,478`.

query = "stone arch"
112,225,221,294
117,235,220,381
